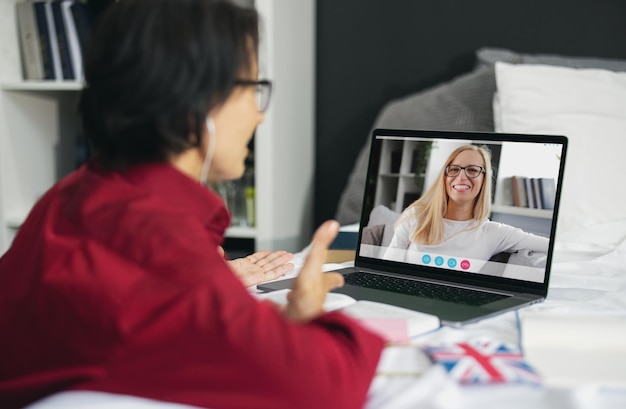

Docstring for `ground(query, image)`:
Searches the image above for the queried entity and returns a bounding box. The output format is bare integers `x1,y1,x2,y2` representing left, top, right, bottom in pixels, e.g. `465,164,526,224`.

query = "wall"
315,0,626,226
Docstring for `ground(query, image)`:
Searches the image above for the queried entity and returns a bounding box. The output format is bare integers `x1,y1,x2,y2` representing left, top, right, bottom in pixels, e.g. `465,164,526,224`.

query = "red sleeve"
74,218,385,409
0,169,384,409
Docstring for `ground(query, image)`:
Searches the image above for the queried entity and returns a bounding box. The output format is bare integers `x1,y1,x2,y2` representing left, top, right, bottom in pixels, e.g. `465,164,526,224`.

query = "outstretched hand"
223,249,294,287
284,220,345,322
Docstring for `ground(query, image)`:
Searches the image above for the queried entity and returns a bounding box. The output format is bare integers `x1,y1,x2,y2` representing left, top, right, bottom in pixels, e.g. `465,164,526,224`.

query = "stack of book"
503,176,556,210
15,0,93,81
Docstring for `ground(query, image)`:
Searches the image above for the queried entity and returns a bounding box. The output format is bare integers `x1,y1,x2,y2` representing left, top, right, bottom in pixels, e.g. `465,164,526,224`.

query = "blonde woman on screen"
384,145,548,269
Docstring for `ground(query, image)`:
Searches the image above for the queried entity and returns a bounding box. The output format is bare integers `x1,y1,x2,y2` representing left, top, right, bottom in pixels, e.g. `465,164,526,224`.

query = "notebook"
260,129,568,326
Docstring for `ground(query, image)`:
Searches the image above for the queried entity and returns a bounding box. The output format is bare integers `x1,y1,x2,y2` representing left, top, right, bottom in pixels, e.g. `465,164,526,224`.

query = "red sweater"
0,162,384,409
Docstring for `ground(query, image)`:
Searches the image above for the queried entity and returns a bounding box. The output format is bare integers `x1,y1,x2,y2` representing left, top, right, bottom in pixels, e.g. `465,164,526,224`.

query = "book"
511,176,528,207
16,1,44,80
61,0,84,81
538,178,556,210
325,250,356,263
531,178,543,209
524,177,536,208
499,176,514,206
51,0,75,79
43,1,63,80
69,0,93,56
327,224,358,263
375,345,429,377
256,289,441,343
32,1,55,79
329,230,358,250
521,312,626,388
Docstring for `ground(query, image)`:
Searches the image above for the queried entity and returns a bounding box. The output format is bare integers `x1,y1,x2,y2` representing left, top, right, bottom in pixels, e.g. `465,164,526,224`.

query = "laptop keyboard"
343,271,508,306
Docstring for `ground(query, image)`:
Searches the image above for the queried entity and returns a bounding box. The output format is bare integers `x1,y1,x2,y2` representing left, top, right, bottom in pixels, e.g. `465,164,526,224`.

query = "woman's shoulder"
399,204,422,220
397,206,420,227
59,164,224,256
480,219,524,233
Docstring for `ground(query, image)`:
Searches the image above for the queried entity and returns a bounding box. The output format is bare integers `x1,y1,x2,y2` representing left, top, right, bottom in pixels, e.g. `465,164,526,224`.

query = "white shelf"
6,215,24,230
225,226,257,239
491,204,552,219
375,138,431,213
1,81,84,91
5,204,30,229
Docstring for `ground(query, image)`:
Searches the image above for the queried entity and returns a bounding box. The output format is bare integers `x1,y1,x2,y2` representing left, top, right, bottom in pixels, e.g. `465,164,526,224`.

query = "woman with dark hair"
0,1,384,408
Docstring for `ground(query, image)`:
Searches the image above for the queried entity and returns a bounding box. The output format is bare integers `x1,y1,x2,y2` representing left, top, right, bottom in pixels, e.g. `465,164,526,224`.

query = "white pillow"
494,62,626,249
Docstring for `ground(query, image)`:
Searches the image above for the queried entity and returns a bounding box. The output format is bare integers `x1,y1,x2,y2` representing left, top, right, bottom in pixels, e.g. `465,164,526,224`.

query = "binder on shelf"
16,1,44,80
539,178,556,210
499,176,514,206
51,0,75,80
69,0,94,56
531,178,543,210
51,0,76,80
32,1,55,79
16,0,92,82
42,1,63,80
511,176,528,207
61,0,83,81
524,177,536,208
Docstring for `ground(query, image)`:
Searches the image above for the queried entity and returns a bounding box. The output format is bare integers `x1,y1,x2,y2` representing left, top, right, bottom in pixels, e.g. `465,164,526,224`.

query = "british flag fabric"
423,338,542,385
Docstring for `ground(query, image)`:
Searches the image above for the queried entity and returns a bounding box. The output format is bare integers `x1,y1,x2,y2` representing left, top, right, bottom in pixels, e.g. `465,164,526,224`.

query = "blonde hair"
397,144,493,245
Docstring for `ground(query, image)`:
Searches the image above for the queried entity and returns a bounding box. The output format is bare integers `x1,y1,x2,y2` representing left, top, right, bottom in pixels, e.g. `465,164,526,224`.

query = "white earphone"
200,117,216,186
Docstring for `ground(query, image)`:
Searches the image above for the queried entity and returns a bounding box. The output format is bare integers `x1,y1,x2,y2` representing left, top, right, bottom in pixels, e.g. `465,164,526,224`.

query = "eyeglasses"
445,165,485,178
235,79,273,113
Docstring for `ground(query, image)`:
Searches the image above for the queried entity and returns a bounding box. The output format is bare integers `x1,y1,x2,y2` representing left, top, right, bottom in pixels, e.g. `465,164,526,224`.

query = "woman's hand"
284,220,345,322
224,249,295,287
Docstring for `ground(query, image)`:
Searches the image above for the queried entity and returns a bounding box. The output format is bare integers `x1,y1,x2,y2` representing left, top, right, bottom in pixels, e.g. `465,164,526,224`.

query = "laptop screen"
357,129,567,287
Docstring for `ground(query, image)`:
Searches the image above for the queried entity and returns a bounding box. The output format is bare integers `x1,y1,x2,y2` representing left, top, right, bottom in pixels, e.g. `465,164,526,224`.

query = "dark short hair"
80,0,259,170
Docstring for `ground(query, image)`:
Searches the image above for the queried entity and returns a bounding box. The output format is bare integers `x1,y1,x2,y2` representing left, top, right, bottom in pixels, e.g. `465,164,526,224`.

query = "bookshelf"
490,142,559,237
374,137,432,214
0,0,315,254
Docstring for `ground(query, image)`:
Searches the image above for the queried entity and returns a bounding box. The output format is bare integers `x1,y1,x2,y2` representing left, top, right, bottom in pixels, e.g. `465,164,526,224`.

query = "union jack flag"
423,338,542,385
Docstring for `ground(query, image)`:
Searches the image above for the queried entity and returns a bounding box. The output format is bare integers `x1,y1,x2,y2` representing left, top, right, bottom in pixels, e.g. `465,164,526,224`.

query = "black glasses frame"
234,79,273,113
445,165,485,179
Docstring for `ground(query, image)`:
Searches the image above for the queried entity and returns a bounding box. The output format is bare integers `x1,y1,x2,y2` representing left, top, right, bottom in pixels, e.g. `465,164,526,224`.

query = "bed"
24,49,626,409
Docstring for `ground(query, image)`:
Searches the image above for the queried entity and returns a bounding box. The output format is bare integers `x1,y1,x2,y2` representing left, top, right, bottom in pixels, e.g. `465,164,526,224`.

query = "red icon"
460,259,471,270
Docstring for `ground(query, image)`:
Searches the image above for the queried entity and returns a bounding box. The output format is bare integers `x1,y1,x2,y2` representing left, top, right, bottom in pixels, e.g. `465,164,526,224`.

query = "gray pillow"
361,224,385,246
476,47,626,72
335,66,496,225
367,205,400,247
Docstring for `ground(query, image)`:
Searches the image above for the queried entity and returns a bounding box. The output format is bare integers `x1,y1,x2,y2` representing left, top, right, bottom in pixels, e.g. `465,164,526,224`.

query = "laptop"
260,129,568,326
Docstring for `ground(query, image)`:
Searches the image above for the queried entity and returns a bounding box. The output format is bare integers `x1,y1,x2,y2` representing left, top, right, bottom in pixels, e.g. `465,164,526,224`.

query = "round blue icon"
421,254,432,264
447,258,457,268
434,256,444,266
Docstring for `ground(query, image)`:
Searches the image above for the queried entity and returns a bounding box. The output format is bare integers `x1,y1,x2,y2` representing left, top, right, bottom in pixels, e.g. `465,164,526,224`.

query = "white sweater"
384,215,549,267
